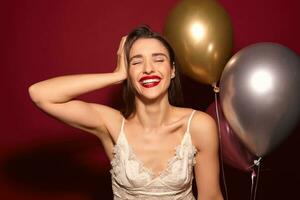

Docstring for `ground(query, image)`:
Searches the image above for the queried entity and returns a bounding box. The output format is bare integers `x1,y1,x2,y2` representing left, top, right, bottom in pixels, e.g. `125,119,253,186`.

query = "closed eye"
153,56,165,63
131,59,143,65
131,61,141,65
129,54,143,65
152,53,169,63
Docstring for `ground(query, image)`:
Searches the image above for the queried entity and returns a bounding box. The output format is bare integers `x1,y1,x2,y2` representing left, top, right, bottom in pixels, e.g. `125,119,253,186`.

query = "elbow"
28,84,37,102
28,84,44,105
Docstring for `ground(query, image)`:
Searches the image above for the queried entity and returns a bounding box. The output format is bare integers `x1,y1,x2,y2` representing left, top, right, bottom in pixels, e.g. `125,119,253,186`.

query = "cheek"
128,68,138,81
163,66,173,77
128,69,140,89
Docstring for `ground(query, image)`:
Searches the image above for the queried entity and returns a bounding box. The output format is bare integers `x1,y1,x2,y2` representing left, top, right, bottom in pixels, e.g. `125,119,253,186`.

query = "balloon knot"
253,157,262,166
212,82,220,93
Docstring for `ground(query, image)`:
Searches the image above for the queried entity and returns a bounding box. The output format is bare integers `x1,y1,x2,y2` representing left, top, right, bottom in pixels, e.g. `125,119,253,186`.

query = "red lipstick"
139,75,161,88
139,75,161,82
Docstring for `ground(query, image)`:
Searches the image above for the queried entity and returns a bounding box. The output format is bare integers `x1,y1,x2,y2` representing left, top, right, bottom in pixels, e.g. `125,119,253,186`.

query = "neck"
133,94,173,131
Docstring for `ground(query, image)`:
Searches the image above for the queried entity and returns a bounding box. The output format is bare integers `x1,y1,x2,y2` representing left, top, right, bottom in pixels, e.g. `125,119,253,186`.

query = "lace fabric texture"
110,110,197,200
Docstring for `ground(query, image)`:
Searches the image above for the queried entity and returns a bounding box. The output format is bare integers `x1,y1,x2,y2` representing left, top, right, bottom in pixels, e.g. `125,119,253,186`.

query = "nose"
143,60,154,74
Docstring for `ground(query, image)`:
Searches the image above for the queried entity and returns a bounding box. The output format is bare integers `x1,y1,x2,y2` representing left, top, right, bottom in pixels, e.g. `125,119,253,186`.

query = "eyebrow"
152,53,169,59
129,53,169,62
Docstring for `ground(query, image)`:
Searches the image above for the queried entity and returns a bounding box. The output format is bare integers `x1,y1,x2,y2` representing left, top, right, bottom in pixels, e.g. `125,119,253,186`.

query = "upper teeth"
141,79,160,84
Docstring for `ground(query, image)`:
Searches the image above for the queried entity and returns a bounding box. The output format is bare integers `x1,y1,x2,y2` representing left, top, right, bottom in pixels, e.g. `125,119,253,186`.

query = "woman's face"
128,38,175,100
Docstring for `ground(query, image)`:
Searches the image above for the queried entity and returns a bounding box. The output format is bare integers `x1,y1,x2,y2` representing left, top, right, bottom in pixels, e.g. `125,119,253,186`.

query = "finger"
117,36,127,55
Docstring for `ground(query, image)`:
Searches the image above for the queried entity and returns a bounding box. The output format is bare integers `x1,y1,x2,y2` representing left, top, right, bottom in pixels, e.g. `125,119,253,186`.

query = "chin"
137,91,168,103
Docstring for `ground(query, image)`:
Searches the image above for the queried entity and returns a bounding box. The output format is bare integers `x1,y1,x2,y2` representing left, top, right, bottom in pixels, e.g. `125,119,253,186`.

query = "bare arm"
191,111,223,200
29,72,125,103
28,36,127,136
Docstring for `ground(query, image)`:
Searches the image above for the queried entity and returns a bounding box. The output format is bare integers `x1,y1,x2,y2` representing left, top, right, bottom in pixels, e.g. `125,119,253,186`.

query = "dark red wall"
2,0,300,199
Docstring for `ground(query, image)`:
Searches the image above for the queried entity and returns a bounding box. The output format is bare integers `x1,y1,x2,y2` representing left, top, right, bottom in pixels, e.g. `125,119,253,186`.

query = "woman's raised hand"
114,36,128,81
28,36,131,139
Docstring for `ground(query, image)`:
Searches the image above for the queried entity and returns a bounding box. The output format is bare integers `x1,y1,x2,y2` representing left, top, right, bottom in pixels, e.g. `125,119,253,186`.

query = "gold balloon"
164,0,233,85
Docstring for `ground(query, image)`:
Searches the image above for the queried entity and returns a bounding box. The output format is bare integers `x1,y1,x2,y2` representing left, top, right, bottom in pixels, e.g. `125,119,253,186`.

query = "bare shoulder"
172,106,195,118
191,110,217,130
189,110,218,152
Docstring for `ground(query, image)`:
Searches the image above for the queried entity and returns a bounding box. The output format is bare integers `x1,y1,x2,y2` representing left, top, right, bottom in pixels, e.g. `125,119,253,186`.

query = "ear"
171,63,176,79
171,73,175,79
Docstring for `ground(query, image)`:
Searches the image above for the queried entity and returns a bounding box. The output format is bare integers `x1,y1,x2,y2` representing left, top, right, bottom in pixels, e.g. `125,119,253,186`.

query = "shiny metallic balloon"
206,101,256,172
164,0,233,85
220,43,300,157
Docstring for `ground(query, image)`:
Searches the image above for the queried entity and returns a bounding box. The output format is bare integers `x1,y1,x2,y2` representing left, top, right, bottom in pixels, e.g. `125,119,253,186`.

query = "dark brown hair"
121,25,183,118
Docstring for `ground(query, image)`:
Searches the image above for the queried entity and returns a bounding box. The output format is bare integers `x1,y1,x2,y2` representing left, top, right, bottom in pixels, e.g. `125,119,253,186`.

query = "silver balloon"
220,43,300,157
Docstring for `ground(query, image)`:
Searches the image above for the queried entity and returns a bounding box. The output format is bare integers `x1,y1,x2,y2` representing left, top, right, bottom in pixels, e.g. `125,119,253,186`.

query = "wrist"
113,71,127,84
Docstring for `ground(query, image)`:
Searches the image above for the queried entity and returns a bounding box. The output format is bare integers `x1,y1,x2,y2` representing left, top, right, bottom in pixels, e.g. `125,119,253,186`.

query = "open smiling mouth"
139,75,161,88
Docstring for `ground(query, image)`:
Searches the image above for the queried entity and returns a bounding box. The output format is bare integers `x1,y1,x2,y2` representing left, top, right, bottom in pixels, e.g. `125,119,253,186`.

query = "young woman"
28,26,223,200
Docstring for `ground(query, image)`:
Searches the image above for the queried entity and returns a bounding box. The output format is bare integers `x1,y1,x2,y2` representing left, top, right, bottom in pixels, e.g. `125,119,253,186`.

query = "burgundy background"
2,0,300,199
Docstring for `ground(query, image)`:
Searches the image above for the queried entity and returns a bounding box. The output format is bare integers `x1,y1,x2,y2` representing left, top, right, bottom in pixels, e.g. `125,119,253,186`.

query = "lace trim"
110,142,198,179
192,145,197,165
127,144,182,180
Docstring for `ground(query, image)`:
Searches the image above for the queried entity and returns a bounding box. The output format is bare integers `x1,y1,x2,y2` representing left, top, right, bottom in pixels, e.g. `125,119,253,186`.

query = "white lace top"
110,110,197,199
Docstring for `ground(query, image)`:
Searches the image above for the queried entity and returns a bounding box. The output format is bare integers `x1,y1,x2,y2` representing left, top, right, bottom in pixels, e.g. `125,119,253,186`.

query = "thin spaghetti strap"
187,110,196,133
120,117,125,133
114,117,125,145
